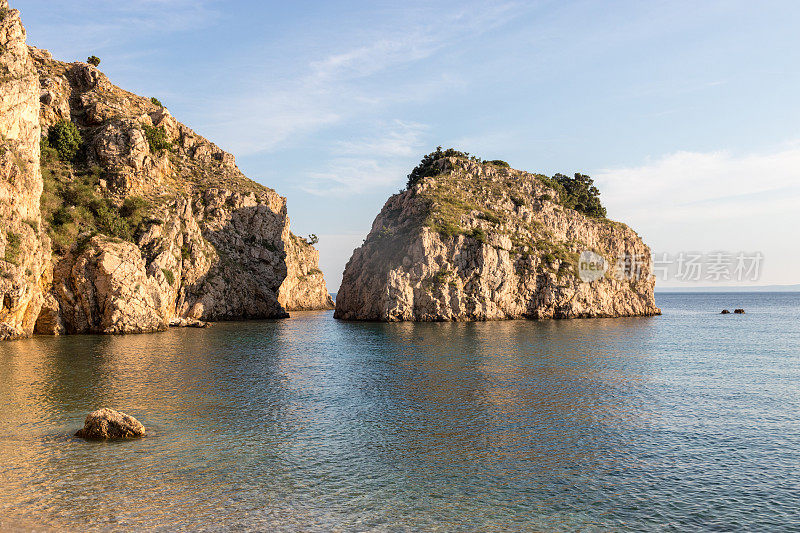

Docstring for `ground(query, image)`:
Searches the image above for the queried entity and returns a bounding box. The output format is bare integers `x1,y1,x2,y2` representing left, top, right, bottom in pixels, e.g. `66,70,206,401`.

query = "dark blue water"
1,293,798,531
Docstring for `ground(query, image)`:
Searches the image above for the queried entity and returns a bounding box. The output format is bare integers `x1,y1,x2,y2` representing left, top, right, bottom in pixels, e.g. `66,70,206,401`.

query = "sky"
14,0,800,290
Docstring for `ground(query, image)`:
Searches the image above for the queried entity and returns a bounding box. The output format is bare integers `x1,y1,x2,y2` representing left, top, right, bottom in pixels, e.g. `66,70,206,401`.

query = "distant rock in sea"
75,408,146,440
335,148,661,321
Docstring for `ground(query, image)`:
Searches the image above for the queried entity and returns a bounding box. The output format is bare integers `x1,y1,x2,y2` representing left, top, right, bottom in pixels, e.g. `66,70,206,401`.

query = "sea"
0,293,798,531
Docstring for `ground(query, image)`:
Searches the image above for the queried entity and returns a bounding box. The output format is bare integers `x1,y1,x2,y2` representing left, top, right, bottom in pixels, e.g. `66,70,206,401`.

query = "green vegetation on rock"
143,124,171,153
40,155,153,254
161,268,175,285
150,97,163,107
399,150,598,279
46,120,82,162
542,173,606,218
4,231,21,265
406,147,468,189
87,55,101,66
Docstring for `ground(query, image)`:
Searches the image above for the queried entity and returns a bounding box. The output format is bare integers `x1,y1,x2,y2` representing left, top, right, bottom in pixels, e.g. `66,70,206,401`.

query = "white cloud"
301,120,427,196
200,1,520,156
23,0,218,55
335,120,428,158
595,142,800,224
594,142,800,285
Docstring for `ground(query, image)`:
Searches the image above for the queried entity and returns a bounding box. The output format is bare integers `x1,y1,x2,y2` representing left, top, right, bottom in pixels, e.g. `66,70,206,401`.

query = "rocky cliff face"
335,155,660,321
0,1,50,339
279,232,335,311
0,2,331,338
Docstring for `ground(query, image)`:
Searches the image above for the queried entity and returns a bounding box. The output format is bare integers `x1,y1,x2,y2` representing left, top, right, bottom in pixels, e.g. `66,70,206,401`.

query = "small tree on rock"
48,120,82,162
87,55,101,67
551,173,607,218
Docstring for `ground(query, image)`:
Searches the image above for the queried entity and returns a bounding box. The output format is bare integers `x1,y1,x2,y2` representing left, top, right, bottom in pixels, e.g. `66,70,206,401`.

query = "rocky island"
0,1,332,339
335,148,661,321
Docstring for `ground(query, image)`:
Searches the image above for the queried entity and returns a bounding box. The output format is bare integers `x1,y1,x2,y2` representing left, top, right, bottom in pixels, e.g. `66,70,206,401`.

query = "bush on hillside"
143,124,171,153
47,121,82,162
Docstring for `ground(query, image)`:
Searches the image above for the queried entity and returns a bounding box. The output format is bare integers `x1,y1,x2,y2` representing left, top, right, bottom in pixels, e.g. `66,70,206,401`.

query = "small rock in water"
169,317,211,328
734,308,745,314
721,309,731,314
75,408,146,440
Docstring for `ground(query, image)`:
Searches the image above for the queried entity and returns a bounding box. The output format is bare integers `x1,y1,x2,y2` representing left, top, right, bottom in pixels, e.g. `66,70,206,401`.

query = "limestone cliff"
335,152,660,321
278,233,334,311
0,1,332,338
0,1,50,339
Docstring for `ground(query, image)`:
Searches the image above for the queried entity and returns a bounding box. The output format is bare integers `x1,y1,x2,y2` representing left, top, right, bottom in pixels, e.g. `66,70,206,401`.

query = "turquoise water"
0,293,798,531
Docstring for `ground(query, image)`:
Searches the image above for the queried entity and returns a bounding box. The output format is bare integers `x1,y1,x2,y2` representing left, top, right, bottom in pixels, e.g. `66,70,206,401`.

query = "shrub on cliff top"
150,97,163,107
406,146,468,189
48,121,82,162
87,55,101,66
547,173,607,218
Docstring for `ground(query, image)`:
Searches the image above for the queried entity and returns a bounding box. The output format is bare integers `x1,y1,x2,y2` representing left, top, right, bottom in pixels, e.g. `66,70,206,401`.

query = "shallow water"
1,293,798,531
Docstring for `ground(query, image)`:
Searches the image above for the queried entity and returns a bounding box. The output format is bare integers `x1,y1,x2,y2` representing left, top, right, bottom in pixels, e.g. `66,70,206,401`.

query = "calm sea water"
0,293,798,532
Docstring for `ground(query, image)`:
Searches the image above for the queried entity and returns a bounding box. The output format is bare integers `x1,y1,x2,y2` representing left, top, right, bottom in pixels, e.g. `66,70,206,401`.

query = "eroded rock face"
279,233,334,311
0,11,334,336
75,408,146,440
50,235,167,334
335,157,661,321
139,189,291,321
0,1,51,339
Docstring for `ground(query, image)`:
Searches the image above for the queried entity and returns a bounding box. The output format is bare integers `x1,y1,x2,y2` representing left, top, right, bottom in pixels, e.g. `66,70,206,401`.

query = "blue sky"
16,0,800,289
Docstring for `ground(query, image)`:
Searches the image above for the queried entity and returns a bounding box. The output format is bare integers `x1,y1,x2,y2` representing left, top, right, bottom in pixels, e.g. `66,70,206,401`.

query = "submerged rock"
75,408,146,440
336,151,660,321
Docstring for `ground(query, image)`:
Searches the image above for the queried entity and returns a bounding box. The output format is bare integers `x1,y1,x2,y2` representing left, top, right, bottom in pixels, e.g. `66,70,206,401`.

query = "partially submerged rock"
721,309,731,314
734,308,745,314
169,316,210,328
75,408,146,440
